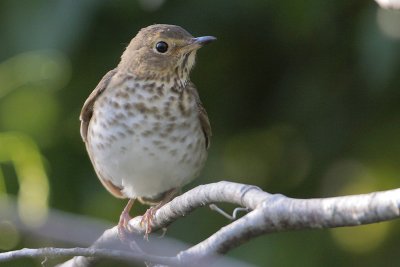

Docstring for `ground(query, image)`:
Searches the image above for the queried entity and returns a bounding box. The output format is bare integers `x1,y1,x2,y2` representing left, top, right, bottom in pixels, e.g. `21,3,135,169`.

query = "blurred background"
1,0,400,266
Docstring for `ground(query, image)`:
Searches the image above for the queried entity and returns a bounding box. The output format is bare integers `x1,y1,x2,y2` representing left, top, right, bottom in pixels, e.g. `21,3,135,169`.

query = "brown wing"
80,68,118,142
99,178,125,198
79,68,126,199
187,82,212,149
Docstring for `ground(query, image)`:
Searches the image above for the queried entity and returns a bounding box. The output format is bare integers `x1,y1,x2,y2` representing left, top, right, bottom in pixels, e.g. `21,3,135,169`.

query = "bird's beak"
193,36,217,46
183,36,217,52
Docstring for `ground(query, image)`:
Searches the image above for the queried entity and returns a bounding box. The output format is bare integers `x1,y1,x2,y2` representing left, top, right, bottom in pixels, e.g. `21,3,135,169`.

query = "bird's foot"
139,188,178,239
140,207,157,240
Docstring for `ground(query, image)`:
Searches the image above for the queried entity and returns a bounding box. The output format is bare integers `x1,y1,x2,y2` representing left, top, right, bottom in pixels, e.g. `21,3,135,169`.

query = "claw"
140,207,156,239
139,188,179,239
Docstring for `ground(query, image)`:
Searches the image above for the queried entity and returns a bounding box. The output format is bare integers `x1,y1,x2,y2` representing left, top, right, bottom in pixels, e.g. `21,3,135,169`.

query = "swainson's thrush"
80,24,215,235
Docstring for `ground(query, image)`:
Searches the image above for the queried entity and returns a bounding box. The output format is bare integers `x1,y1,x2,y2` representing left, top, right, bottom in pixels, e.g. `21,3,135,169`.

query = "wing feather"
80,68,118,142
187,82,212,149
79,68,126,199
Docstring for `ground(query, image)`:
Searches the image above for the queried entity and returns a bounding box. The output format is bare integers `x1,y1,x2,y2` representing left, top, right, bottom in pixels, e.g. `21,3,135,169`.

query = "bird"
79,24,215,236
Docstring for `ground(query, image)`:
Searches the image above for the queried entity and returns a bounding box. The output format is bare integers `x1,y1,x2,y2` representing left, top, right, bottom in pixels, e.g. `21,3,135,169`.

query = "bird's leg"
118,198,135,238
140,188,178,238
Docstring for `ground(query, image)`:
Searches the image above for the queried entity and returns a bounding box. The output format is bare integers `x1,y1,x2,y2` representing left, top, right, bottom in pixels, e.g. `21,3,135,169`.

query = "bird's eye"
155,41,169,53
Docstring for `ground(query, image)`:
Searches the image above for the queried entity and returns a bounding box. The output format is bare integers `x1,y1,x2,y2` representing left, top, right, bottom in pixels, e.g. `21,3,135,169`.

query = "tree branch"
179,187,400,260
1,181,400,267
0,247,177,266
375,0,400,9
127,182,268,235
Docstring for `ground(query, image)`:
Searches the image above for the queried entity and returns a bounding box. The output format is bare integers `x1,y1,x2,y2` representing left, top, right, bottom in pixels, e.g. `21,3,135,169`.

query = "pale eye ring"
155,41,169,53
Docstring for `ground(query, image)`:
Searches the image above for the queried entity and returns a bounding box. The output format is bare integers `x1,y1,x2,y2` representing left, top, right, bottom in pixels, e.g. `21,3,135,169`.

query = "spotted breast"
86,72,208,201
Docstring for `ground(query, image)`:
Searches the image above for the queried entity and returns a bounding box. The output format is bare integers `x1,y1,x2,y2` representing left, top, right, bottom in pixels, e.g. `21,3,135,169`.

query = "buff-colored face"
119,24,216,79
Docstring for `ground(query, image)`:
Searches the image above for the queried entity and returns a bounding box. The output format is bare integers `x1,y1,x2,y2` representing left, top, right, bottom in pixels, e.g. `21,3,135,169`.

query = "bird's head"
119,24,216,84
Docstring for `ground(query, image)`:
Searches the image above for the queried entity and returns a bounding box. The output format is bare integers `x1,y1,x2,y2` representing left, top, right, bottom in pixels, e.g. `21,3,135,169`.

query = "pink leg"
140,188,178,239
118,199,135,238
